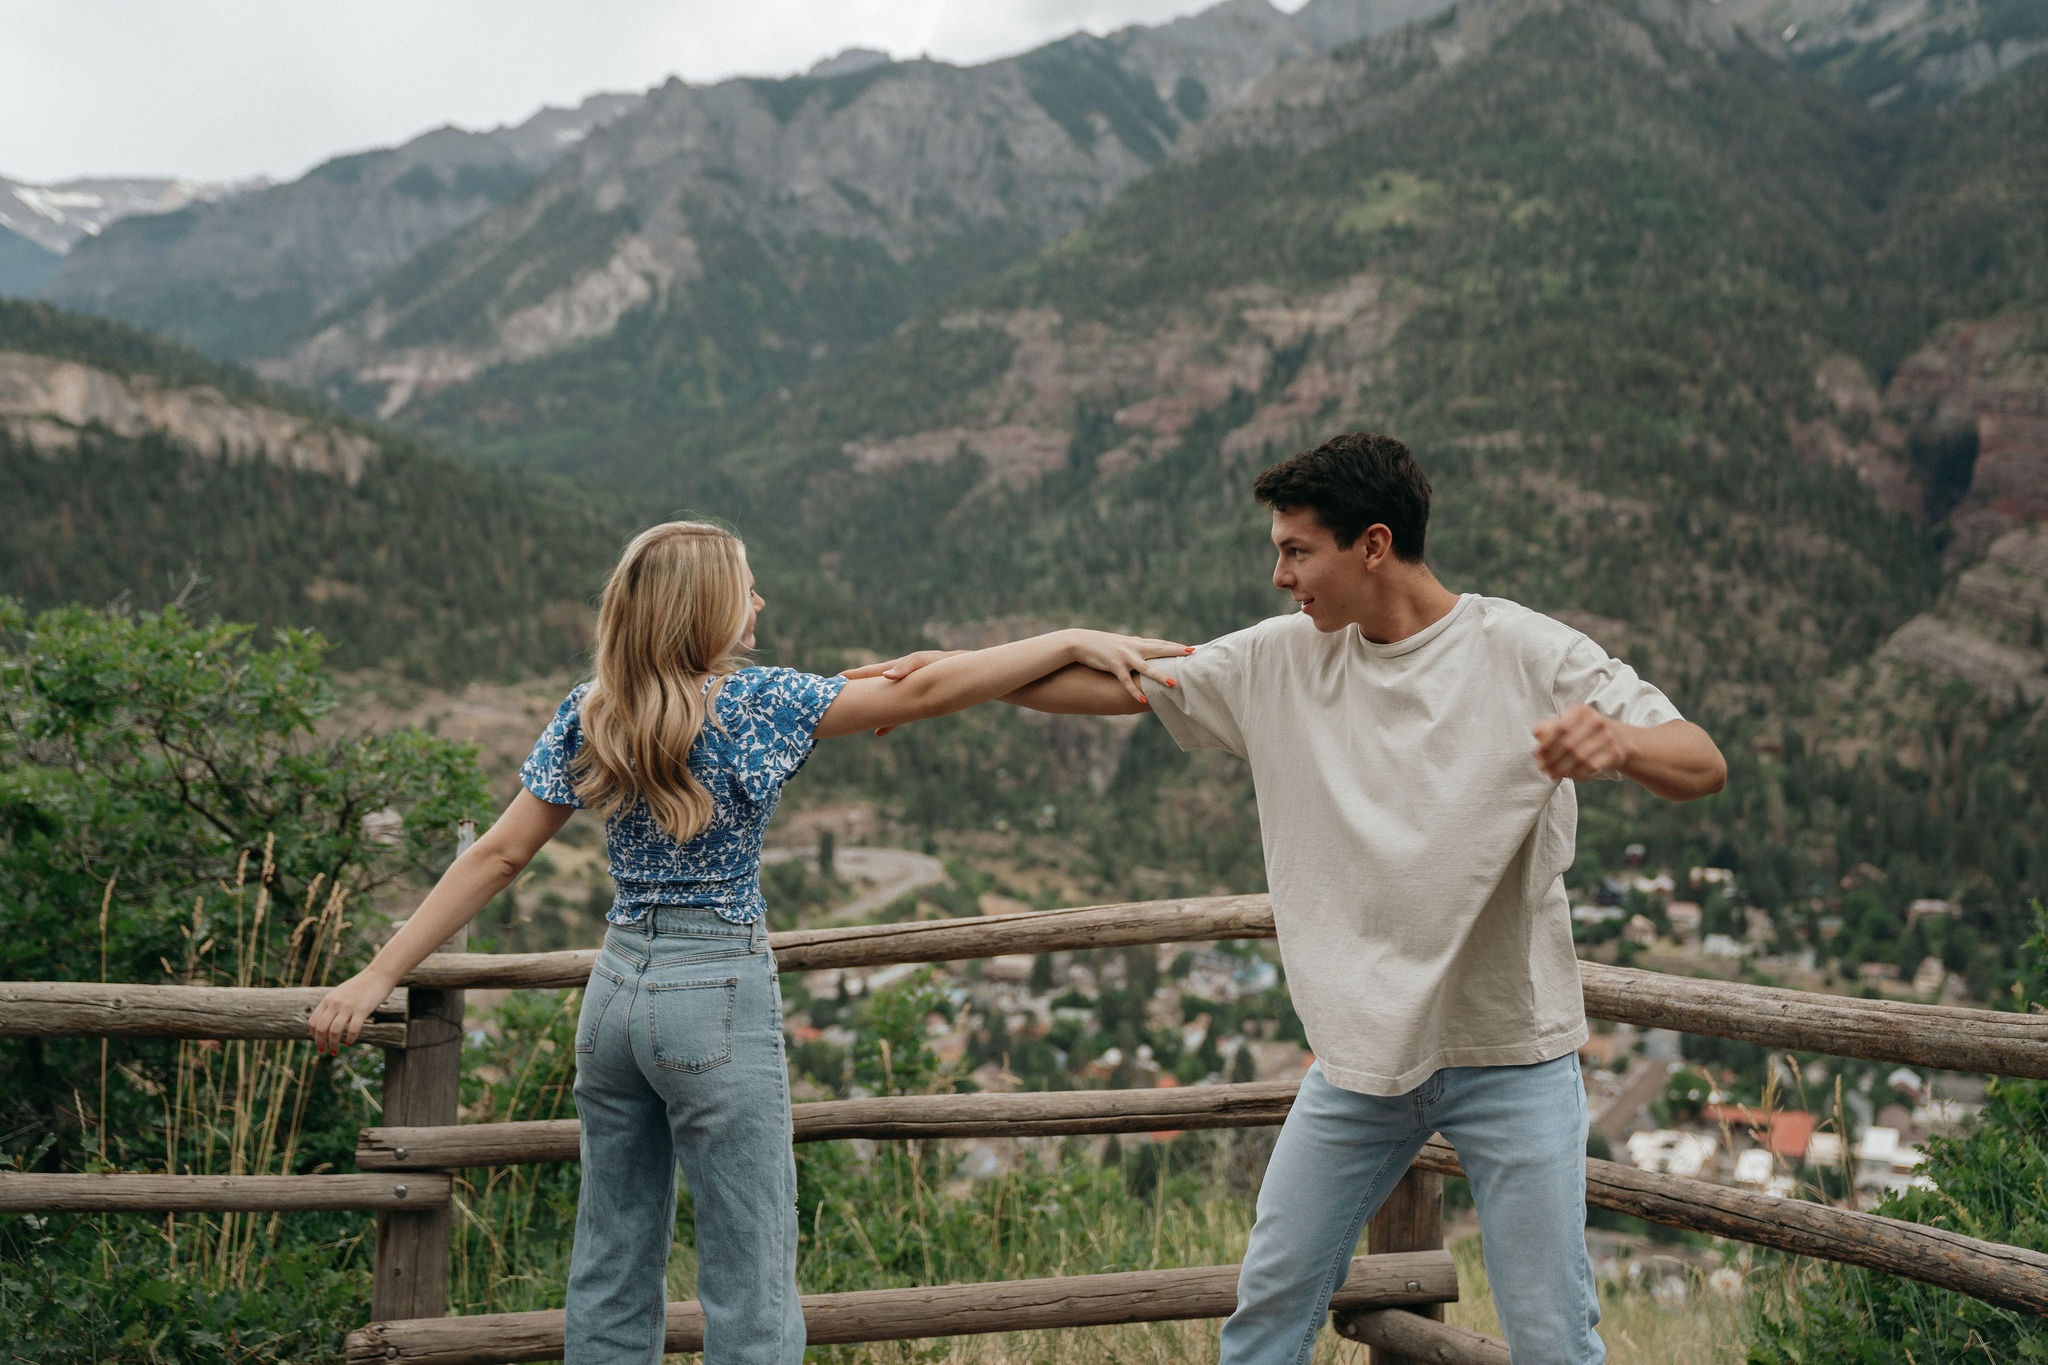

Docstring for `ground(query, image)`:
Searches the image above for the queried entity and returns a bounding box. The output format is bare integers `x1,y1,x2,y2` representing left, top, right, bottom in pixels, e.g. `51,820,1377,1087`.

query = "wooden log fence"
1335,1309,1511,1365
353,1083,2048,1320
389,897,2048,1080
1410,1136,2048,1318
0,980,409,1046
343,1251,1459,1365
7,889,2048,1358
0,1173,447,1213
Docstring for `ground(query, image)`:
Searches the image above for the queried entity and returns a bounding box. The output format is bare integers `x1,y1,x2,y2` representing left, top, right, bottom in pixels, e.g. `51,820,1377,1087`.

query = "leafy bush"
1748,910,2048,1363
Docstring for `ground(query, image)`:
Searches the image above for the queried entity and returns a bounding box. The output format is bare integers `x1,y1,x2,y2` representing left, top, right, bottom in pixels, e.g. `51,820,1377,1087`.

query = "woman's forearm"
892,630,1083,720
357,842,522,986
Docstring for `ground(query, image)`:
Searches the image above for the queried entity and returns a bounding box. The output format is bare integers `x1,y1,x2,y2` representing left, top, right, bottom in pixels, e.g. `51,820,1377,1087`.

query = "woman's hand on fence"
1064,631,1191,705
309,970,395,1053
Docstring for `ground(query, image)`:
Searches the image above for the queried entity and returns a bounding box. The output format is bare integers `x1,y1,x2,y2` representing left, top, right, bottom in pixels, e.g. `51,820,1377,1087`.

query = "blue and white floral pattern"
519,667,847,925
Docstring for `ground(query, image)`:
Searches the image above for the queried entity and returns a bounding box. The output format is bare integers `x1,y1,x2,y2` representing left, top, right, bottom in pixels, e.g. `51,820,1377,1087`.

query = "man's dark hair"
1253,432,1431,561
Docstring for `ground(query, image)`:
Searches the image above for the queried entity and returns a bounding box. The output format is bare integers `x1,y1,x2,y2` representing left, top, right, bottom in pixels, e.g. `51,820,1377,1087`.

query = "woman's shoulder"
713,666,846,731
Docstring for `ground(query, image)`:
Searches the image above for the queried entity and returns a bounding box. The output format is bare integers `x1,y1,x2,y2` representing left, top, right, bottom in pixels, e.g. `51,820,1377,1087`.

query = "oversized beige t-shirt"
1140,594,1681,1095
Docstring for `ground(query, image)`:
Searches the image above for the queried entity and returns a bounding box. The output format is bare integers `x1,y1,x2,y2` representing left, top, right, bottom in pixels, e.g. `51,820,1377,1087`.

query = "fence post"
1361,1164,1445,1365
371,820,474,1322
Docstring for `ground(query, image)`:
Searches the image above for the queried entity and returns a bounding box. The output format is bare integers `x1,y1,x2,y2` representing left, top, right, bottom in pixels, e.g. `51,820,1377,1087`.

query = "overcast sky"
0,0,1296,185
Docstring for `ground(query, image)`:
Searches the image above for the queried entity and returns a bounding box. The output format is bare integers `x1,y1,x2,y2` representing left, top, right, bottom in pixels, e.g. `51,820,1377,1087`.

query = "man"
861,432,1725,1361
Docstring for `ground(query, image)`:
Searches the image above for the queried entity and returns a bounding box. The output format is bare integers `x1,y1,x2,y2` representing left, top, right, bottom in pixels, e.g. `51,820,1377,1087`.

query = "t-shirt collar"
1350,593,1475,659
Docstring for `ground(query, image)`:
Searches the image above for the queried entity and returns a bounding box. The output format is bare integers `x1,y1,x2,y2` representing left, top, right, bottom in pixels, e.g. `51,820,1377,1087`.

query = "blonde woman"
309,520,1184,1364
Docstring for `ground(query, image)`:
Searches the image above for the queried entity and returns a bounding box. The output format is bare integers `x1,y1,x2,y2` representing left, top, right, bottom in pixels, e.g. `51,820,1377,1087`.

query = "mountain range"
29,0,2039,444
5,0,2048,980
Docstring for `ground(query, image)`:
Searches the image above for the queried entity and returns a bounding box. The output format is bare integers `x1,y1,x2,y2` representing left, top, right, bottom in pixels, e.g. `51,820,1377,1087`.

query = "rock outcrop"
0,350,378,484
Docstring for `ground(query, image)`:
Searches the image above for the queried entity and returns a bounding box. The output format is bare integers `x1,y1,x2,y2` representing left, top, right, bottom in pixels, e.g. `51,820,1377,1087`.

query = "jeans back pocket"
576,963,627,1055
648,975,739,1073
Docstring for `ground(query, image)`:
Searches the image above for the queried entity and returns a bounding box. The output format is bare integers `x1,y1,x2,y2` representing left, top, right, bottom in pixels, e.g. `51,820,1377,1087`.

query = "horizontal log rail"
344,1250,1458,1365
361,1082,2048,1317
1335,1309,1511,1365
1575,960,2048,1081
7,897,2045,1080
359,1081,1305,1169
1410,1137,2048,1318
0,1173,449,1214
0,981,409,1046
398,894,1279,990
385,896,2048,1080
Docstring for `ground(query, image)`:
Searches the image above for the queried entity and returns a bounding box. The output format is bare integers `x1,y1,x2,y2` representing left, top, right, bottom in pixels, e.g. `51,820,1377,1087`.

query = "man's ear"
1358,524,1394,570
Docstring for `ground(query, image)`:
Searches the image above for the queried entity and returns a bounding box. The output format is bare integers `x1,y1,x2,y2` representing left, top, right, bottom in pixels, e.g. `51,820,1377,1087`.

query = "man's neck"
1350,566,1461,645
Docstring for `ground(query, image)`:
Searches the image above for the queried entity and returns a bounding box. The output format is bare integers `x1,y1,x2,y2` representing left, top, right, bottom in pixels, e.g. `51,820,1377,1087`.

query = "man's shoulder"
1471,596,1588,659
1196,611,1319,661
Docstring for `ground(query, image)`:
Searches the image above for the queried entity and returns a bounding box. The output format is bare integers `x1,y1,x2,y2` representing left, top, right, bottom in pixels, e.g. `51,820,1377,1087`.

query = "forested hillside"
705,0,2048,998
0,302,620,679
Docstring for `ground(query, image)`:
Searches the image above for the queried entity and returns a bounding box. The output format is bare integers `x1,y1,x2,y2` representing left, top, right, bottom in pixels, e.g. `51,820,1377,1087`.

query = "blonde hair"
571,521,751,841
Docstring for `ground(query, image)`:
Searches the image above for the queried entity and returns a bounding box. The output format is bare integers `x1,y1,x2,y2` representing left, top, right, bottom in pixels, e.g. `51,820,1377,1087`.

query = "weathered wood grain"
386,895,2048,1079
11,896,2045,1078
1334,1310,1511,1364
397,895,1279,990
362,1086,2048,1317
358,1082,1305,1168
1578,960,2048,1080
1367,1168,1446,1365
1410,1138,2048,1317
0,981,408,1045
0,1173,447,1213
375,924,466,1323
344,1251,1457,1365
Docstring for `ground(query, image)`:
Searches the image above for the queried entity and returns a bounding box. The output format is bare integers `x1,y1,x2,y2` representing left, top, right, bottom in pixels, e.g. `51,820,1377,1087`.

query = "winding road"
761,845,948,921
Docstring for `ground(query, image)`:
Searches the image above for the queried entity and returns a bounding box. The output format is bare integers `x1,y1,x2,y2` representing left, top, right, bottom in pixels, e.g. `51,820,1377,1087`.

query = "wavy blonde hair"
571,521,751,841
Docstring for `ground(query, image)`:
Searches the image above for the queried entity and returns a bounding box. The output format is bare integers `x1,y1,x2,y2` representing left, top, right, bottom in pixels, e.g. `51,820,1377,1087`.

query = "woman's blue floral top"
518,668,846,925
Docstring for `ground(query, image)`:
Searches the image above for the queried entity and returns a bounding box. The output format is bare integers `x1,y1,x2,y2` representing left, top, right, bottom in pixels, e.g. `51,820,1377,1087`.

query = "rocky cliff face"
0,349,379,483
40,92,642,360
1879,524,2048,704
258,1,1416,418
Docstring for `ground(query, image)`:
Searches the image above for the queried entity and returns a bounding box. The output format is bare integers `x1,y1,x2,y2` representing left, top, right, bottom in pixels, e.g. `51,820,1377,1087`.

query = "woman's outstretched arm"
815,629,1184,739
308,790,573,1051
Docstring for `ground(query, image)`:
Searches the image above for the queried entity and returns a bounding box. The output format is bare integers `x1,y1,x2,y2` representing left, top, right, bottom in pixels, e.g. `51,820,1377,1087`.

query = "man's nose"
1272,557,1291,589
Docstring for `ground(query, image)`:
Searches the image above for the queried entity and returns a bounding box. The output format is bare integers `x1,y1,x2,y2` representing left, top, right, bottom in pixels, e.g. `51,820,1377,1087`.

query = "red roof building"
1701,1104,1818,1161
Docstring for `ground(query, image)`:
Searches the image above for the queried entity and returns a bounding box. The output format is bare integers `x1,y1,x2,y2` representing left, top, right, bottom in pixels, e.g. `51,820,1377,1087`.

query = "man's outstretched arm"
1532,706,1726,801
1002,662,1156,715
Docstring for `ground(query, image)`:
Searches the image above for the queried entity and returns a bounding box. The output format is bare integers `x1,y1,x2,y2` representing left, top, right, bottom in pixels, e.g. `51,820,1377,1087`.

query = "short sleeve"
1138,623,1262,759
721,667,848,801
519,686,589,808
1552,637,1684,780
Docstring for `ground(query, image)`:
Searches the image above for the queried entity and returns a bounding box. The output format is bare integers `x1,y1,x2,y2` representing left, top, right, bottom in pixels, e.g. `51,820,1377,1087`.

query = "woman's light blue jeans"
1220,1053,1603,1365
564,909,804,1365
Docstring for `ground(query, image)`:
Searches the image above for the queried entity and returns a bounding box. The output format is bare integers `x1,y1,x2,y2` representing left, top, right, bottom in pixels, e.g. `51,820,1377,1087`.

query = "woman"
308,520,1184,1363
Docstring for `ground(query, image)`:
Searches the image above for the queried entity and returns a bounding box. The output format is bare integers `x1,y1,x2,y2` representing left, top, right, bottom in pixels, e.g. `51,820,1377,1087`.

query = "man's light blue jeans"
1220,1053,1604,1365
564,909,805,1365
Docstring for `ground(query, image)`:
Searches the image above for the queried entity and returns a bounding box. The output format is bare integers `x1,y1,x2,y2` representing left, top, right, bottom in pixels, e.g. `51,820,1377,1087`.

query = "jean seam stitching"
650,978,739,1073
1287,1124,1422,1365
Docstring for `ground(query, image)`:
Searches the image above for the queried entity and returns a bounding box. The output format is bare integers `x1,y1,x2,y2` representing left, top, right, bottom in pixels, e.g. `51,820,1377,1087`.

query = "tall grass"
2,839,379,1359
155,839,366,1288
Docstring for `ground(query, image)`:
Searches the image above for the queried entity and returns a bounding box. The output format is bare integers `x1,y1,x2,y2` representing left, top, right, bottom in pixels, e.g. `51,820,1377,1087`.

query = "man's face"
1270,506,1371,632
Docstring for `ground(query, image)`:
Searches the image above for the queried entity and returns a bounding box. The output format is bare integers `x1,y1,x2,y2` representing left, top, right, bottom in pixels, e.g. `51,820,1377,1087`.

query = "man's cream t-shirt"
1140,594,1682,1096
